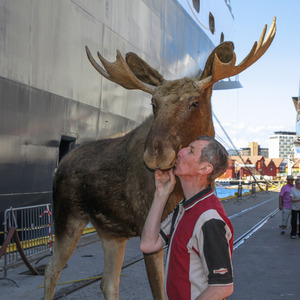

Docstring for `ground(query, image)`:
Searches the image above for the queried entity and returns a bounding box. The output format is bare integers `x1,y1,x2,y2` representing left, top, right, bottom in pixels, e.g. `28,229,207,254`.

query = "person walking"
140,136,233,300
279,175,294,234
289,177,300,239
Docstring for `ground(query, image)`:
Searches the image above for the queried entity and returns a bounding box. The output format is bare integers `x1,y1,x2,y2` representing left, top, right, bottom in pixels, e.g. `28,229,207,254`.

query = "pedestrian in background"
289,177,300,239
279,175,294,235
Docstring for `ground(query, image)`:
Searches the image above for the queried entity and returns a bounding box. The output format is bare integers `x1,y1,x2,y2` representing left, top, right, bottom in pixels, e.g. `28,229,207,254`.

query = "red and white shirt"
160,186,233,300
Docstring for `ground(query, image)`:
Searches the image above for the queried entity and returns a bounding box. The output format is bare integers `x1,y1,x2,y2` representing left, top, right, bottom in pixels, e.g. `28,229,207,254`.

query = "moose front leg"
143,249,166,300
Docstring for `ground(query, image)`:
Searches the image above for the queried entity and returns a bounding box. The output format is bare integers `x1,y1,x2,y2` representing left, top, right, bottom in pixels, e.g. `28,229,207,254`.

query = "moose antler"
194,17,276,91
85,46,155,94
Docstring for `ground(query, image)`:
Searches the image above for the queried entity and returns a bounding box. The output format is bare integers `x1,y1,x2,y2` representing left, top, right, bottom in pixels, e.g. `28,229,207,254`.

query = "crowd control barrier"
0,204,53,285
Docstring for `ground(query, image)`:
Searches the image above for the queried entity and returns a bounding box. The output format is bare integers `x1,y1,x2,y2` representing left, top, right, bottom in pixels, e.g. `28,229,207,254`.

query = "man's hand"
155,169,176,197
140,169,176,254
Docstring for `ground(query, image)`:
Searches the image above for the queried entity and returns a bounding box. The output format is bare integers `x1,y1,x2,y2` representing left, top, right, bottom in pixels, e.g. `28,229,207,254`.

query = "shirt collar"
182,186,214,210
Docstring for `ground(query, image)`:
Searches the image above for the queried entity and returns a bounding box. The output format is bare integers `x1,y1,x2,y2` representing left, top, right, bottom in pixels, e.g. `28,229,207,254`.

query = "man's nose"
177,147,187,158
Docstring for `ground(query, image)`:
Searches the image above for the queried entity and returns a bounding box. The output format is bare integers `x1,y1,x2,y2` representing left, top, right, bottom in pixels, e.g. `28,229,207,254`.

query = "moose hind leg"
44,216,88,300
144,249,165,300
97,232,127,300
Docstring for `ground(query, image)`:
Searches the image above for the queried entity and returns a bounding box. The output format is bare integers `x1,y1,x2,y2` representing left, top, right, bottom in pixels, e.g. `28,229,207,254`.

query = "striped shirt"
160,186,233,300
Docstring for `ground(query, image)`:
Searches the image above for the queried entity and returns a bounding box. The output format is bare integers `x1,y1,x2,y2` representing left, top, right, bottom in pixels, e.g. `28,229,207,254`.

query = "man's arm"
140,169,176,253
197,216,233,299
195,284,233,300
291,196,300,202
279,195,283,210
196,218,234,299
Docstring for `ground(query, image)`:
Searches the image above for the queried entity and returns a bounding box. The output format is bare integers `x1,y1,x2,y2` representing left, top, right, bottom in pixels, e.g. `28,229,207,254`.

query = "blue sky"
212,0,300,149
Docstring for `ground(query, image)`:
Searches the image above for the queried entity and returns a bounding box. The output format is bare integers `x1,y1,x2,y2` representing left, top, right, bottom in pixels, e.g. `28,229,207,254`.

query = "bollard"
238,184,243,198
251,182,256,197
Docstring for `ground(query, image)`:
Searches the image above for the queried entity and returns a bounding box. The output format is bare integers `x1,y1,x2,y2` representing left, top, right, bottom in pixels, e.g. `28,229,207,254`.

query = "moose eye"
189,100,200,110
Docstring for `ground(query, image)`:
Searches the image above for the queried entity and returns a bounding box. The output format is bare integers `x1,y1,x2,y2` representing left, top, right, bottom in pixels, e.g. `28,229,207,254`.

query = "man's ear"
198,162,213,175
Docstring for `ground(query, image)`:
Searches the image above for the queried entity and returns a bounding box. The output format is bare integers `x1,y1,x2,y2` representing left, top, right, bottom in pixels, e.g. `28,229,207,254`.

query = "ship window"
220,32,224,43
192,0,200,13
59,135,76,162
209,12,215,34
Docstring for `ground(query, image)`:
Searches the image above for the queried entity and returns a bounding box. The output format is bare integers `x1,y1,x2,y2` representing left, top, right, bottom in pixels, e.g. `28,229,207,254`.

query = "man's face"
174,140,209,177
288,179,294,186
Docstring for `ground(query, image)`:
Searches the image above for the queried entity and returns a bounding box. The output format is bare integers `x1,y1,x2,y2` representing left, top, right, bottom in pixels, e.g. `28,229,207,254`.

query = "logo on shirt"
213,268,228,275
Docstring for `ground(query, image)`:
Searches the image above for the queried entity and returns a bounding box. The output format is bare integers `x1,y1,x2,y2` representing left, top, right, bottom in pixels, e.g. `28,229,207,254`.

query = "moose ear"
126,52,165,87
199,42,235,80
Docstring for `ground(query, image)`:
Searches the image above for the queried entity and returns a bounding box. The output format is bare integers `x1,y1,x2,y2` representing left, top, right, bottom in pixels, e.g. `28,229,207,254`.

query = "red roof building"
272,158,284,175
264,158,277,177
224,156,284,180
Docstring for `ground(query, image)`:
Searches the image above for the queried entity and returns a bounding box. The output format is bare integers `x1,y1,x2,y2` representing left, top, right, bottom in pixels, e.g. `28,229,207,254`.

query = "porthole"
220,32,224,43
209,12,215,34
192,0,200,13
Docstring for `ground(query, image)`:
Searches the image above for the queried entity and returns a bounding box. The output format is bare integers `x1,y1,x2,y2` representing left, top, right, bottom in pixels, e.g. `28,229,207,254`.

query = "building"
263,158,283,177
239,142,269,157
225,156,261,179
268,131,296,159
224,156,284,180
272,158,285,174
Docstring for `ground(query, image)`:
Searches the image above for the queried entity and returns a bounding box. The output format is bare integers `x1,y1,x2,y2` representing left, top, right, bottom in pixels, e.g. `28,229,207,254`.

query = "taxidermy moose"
44,18,276,300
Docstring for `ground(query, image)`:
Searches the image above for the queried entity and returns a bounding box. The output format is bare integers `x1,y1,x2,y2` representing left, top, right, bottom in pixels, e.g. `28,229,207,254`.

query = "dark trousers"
290,210,300,236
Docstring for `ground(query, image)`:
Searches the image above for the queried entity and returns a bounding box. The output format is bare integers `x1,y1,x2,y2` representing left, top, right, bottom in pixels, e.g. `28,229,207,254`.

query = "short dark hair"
196,136,228,182
295,178,300,185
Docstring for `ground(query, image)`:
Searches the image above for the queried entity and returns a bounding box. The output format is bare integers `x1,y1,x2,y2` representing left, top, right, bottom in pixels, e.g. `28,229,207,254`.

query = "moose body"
53,116,181,239
44,19,276,300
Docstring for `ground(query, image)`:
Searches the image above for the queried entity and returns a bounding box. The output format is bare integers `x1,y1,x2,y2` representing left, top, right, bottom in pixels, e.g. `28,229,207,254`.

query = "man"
279,175,294,234
140,136,233,300
289,177,300,238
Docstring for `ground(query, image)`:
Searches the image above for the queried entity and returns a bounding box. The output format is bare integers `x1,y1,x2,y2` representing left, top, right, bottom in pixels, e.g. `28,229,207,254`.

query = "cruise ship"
0,0,234,236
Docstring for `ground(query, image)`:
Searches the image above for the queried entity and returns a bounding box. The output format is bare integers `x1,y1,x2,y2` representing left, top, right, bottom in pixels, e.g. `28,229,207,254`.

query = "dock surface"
0,190,299,299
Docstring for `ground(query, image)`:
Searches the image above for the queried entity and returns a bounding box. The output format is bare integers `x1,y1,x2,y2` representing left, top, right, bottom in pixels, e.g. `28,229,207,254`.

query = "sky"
212,0,300,150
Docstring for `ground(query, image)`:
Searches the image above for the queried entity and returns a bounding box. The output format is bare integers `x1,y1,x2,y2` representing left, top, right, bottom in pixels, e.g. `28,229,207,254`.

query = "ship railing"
0,203,53,286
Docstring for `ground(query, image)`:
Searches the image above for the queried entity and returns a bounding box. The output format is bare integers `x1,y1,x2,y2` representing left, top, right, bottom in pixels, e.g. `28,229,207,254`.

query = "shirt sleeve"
290,188,295,198
280,185,288,197
159,210,174,245
202,218,233,285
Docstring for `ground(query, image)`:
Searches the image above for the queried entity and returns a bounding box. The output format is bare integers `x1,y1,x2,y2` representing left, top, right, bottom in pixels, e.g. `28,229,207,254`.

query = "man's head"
294,178,300,187
174,135,228,183
195,136,229,181
287,175,294,185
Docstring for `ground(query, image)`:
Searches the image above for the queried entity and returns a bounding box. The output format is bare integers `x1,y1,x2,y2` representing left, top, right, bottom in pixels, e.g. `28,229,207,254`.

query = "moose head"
86,18,276,171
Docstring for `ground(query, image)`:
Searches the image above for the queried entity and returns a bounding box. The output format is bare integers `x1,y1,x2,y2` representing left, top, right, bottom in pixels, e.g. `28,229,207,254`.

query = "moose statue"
44,18,276,300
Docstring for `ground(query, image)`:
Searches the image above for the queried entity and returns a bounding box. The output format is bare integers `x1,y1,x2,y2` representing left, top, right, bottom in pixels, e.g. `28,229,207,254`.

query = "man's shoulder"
291,186,299,193
281,184,292,191
196,197,226,220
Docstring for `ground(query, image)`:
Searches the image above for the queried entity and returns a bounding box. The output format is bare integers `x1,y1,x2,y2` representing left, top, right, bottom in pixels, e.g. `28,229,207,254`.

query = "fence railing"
0,204,53,284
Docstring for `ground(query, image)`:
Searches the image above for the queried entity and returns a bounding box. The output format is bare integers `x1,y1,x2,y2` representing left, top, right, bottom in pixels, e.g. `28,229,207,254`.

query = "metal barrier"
0,203,53,284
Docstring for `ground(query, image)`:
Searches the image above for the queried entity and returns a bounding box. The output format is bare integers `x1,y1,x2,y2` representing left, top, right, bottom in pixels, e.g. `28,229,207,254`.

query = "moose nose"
144,134,181,170
152,134,181,157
